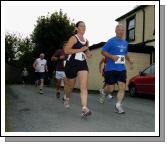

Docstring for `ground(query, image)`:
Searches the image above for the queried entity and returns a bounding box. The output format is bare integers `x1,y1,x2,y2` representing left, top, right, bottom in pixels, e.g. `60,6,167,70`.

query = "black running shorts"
65,60,88,79
104,70,127,85
35,72,45,80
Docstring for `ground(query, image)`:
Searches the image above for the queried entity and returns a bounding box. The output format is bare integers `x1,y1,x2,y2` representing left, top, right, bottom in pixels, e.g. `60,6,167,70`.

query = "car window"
143,64,155,75
150,64,155,74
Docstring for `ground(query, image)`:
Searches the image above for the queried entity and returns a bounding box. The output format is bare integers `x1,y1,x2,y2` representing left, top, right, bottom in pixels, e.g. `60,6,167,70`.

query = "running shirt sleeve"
53,49,64,57
102,39,112,52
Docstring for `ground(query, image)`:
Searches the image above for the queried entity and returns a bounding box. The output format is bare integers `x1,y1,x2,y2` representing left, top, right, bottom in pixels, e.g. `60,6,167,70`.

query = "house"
115,5,155,64
75,5,155,91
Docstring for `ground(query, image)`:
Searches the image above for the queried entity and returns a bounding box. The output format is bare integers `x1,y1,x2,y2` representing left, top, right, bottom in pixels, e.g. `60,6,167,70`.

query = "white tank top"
35,58,47,72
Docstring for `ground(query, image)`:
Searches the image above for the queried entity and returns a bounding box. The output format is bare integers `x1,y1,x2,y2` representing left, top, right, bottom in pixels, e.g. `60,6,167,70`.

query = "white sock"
82,106,88,111
116,102,121,108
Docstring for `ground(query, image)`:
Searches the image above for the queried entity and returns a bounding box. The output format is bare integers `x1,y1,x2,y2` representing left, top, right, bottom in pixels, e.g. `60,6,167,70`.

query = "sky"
5,2,137,46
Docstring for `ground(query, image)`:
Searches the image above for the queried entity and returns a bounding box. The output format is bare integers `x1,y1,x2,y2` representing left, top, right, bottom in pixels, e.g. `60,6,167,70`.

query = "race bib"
115,55,125,64
64,60,66,67
75,52,86,61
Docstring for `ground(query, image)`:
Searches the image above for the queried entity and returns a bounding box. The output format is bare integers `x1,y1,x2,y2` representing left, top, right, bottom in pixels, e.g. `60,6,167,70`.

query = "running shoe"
98,89,107,103
114,104,125,114
39,89,44,94
56,92,60,98
99,95,105,103
80,108,92,118
64,98,70,108
107,94,113,99
99,89,105,95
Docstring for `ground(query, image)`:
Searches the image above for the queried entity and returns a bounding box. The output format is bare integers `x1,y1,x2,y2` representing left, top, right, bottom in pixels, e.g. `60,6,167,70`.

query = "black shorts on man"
104,70,126,85
35,72,45,80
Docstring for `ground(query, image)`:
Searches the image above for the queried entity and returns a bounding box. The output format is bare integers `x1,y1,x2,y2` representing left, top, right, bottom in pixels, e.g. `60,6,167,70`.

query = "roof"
89,41,154,54
128,43,154,54
89,42,106,50
115,5,148,21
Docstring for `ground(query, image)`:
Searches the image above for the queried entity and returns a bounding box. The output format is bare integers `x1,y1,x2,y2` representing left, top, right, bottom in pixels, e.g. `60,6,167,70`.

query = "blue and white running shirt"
102,36,128,71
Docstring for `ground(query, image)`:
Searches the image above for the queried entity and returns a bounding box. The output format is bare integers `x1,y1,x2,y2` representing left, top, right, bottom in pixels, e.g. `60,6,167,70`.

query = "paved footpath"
6,84,155,132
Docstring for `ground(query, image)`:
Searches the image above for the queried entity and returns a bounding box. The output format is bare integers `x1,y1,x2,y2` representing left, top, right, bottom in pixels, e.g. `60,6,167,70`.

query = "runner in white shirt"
33,53,48,94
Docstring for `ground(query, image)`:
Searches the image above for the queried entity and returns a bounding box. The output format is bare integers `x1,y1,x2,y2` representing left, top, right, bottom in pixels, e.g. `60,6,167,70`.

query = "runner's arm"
99,58,105,74
125,54,133,64
59,55,65,60
101,51,119,62
45,64,48,72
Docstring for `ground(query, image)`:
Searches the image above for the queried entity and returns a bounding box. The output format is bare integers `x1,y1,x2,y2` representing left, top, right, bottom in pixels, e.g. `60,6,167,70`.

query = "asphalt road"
6,84,155,132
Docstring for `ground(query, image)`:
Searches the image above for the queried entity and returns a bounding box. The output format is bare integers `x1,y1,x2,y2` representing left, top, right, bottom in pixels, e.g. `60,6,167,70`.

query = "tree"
5,33,21,63
18,38,35,67
5,33,35,67
31,9,75,59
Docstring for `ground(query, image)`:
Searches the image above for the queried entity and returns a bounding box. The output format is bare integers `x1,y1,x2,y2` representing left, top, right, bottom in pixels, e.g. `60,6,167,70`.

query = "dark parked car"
128,63,155,97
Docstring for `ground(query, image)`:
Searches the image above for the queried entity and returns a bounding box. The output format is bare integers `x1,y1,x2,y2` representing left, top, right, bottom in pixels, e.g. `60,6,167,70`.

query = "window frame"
126,15,136,42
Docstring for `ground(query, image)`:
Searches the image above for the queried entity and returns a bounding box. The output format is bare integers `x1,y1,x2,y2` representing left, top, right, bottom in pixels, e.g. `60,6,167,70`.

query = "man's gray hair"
115,23,125,30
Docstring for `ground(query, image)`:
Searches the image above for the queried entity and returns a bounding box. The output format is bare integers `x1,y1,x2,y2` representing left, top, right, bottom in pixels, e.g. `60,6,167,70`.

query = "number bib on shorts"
115,55,125,64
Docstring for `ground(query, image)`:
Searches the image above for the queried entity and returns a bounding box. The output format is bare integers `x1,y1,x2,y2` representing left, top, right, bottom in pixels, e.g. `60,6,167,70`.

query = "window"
150,64,155,74
126,16,136,41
